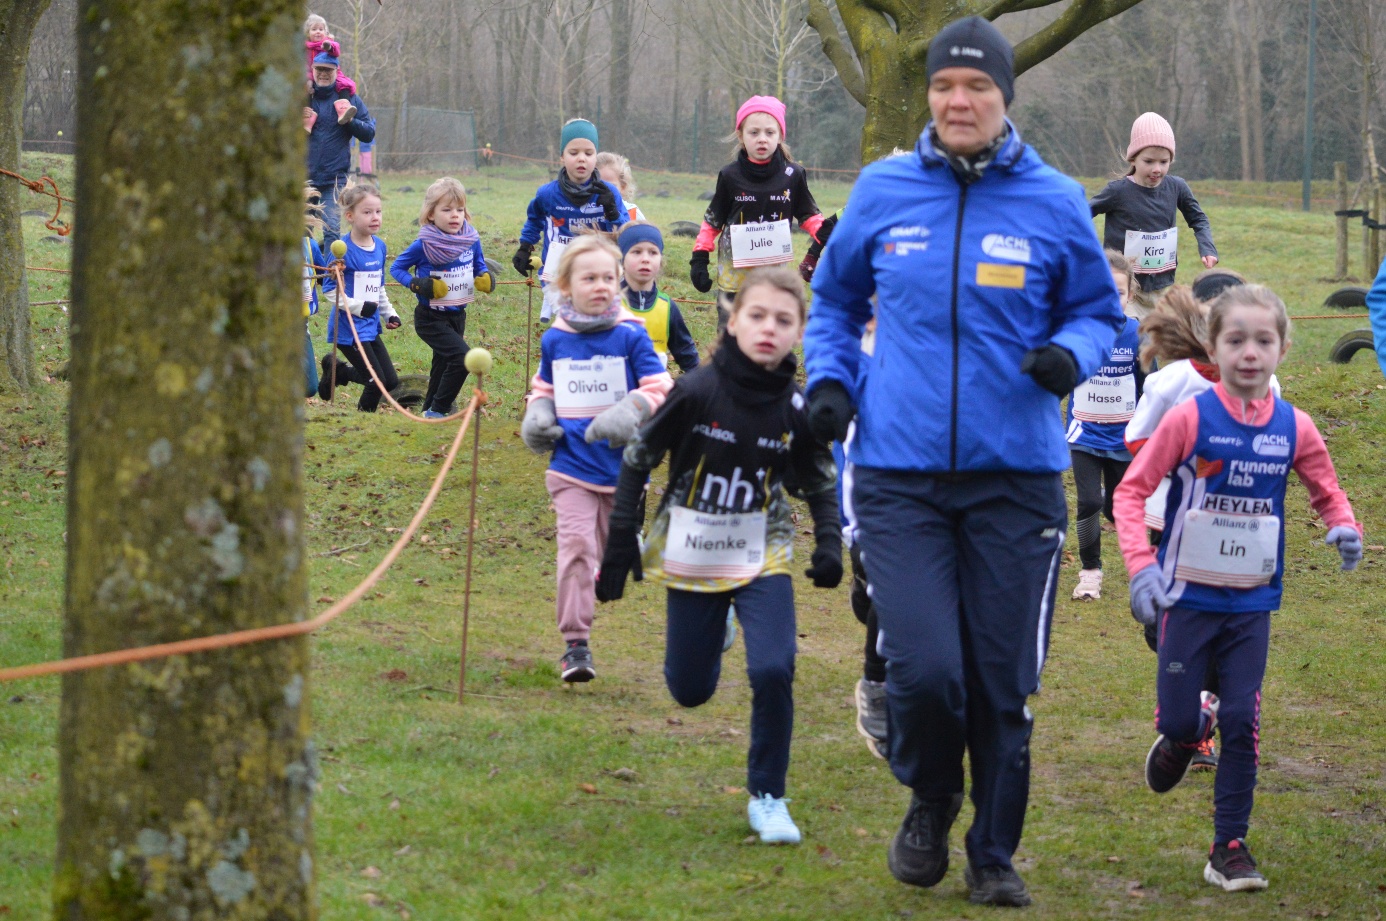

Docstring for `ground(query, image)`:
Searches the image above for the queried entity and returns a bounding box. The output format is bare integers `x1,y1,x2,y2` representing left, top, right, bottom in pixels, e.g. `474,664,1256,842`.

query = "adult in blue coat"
304,52,375,247
802,16,1124,908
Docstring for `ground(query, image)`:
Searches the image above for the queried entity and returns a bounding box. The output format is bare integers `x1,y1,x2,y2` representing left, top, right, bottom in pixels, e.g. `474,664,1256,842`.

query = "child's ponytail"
1138,285,1209,371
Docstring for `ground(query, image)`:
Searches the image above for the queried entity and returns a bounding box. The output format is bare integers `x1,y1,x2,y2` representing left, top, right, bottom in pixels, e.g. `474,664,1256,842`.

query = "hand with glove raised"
805,540,843,589
798,251,820,283
584,392,651,446
689,250,713,293
1021,344,1079,396
521,397,565,454
474,272,494,294
595,526,643,602
1325,525,1363,571
409,275,448,301
806,380,854,445
593,181,621,222
512,242,536,277
1128,564,1172,626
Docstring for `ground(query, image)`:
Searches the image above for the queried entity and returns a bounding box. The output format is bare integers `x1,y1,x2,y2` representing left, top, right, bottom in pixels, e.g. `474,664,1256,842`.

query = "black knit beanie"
925,16,1015,106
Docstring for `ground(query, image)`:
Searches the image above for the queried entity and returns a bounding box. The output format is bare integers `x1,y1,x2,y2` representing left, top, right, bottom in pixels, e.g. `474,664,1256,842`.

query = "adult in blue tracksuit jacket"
1368,254,1386,379
801,16,1124,906
305,53,375,248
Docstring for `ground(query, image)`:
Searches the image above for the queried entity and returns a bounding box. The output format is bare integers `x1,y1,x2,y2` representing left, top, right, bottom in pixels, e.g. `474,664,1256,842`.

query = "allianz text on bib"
663,507,768,580
553,357,628,418
728,220,794,268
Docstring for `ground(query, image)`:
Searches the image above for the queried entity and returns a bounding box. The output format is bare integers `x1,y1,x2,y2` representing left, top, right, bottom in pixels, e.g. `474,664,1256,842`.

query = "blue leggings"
1155,606,1270,843
665,575,796,799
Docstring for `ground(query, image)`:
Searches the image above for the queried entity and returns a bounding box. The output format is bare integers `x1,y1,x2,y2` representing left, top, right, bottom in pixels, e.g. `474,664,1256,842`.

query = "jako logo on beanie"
950,45,985,59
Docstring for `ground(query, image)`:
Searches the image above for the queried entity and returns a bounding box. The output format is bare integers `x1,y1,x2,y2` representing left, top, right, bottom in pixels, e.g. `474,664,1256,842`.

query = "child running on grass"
1090,113,1217,298
596,152,645,222
319,182,401,412
302,186,328,399
1067,251,1145,601
303,13,358,129
1114,284,1361,894
390,177,495,418
617,222,699,373
690,96,833,331
595,267,843,845
521,235,672,682
513,120,630,322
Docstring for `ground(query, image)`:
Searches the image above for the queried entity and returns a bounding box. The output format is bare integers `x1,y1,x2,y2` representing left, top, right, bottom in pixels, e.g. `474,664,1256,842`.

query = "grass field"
2,153,1384,919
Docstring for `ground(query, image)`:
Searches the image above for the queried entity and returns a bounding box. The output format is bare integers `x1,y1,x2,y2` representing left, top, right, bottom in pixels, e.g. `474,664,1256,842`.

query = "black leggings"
333,338,399,412
414,305,470,414
1070,449,1130,570
850,544,886,683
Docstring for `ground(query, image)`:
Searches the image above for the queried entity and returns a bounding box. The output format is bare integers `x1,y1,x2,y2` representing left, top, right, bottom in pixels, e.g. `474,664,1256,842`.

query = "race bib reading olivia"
1174,507,1280,588
553,357,627,418
663,507,767,580
1124,227,1177,274
729,220,794,268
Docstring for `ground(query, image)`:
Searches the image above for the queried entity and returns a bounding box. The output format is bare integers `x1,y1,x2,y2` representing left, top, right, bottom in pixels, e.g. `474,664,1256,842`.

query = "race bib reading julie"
663,507,767,580
552,356,627,418
1173,508,1280,588
1124,227,1177,274
729,220,793,268
439,265,474,305
1071,373,1137,423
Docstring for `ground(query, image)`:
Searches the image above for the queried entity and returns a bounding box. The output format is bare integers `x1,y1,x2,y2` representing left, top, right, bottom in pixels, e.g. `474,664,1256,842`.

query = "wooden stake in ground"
57,0,316,914
459,348,493,704
522,277,535,417
1335,162,1350,279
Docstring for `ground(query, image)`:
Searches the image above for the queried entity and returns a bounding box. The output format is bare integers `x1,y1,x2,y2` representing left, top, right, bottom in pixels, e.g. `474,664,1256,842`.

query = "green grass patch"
2,155,1384,918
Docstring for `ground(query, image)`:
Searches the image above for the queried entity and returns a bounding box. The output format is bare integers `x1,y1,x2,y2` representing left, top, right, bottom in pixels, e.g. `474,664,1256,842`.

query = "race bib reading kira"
1124,227,1178,274
1174,508,1280,588
663,507,767,580
1072,374,1137,423
729,220,794,268
552,356,628,418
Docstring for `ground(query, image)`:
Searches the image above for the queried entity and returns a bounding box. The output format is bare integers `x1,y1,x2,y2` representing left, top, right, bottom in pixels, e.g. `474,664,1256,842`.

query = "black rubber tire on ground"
1328,329,1375,364
390,373,429,408
668,220,700,238
1323,287,1368,309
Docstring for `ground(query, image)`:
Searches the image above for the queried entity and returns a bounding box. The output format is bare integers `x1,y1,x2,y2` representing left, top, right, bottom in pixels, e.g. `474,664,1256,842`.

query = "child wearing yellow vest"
619,222,701,372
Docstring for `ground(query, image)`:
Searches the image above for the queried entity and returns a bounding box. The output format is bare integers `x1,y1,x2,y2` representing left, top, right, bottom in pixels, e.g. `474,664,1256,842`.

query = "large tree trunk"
607,0,632,152
807,0,1148,162
0,0,53,394
55,0,315,916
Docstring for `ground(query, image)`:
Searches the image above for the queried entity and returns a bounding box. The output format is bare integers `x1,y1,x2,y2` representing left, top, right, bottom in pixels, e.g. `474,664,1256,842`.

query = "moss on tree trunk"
56,0,315,917
0,0,53,394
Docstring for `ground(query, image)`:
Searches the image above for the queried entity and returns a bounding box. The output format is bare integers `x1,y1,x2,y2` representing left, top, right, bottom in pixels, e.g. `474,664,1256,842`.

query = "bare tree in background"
703,0,831,104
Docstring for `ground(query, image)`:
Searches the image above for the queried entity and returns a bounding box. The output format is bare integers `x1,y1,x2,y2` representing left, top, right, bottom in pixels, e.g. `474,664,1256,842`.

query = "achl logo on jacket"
980,233,1031,263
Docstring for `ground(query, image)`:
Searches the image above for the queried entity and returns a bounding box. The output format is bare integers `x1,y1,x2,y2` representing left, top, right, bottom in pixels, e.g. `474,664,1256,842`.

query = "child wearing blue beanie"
618,222,700,373
514,119,631,321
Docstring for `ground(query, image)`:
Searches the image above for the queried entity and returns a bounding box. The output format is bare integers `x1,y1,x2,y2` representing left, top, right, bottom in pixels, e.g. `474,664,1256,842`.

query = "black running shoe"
965,864,1033,907
1145,735,1198,793
560,641,595,683
887,792,963,888
1204,839,1268,892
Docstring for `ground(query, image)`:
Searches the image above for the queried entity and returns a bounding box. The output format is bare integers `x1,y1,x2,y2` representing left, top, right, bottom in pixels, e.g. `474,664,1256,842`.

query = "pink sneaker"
334,98,357,124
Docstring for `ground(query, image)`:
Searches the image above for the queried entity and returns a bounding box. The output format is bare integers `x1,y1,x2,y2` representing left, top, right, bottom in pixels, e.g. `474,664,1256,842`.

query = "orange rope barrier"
3,167,71,236
0,388,484,684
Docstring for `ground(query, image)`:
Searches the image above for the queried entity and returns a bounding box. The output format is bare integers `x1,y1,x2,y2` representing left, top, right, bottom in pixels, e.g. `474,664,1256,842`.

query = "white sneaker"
747,793,801,845
1072,568,1103,600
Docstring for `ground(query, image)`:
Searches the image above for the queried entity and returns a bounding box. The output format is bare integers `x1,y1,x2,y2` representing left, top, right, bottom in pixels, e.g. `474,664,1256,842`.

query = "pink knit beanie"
735,96,787,139
1127,112,1176,160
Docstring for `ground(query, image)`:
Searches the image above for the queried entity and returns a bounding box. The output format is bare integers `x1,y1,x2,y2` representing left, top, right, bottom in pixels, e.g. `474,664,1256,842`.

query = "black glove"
798,251,820,283
385,315,401,330
689,250,713,293
1021,344,1079,397
512,242,535,277
813,213,838,247
595,527,643,602
360,302,378,319
805,541,844,589
594,182,621,222
806,380,854,444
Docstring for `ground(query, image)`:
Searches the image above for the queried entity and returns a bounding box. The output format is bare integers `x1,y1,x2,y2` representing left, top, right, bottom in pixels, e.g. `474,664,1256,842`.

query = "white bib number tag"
729,220,794,268
1124,227,1178,274
540,238,570,282
439,265,474,305
1072,373,1137,423
1144,476,1172,530
356,269,383,302
663,507,767,580
302,264,314,304
1173,509,1280,588
553,357,628,418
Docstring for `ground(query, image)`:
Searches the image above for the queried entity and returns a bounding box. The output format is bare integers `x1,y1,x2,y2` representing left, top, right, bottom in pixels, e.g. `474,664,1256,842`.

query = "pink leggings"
546,471,613,642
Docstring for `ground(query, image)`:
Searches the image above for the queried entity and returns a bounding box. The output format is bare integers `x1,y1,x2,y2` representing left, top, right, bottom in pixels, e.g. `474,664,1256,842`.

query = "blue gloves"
1128,564,1171,626
1325,526,1362,571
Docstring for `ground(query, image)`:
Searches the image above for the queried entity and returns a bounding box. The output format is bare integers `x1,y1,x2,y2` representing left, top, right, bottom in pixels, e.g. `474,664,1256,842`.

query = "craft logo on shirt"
980,233,1031,264
1208,435,1243,447
1252,433,1291,458
888,225,930,238
693,422,737,444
